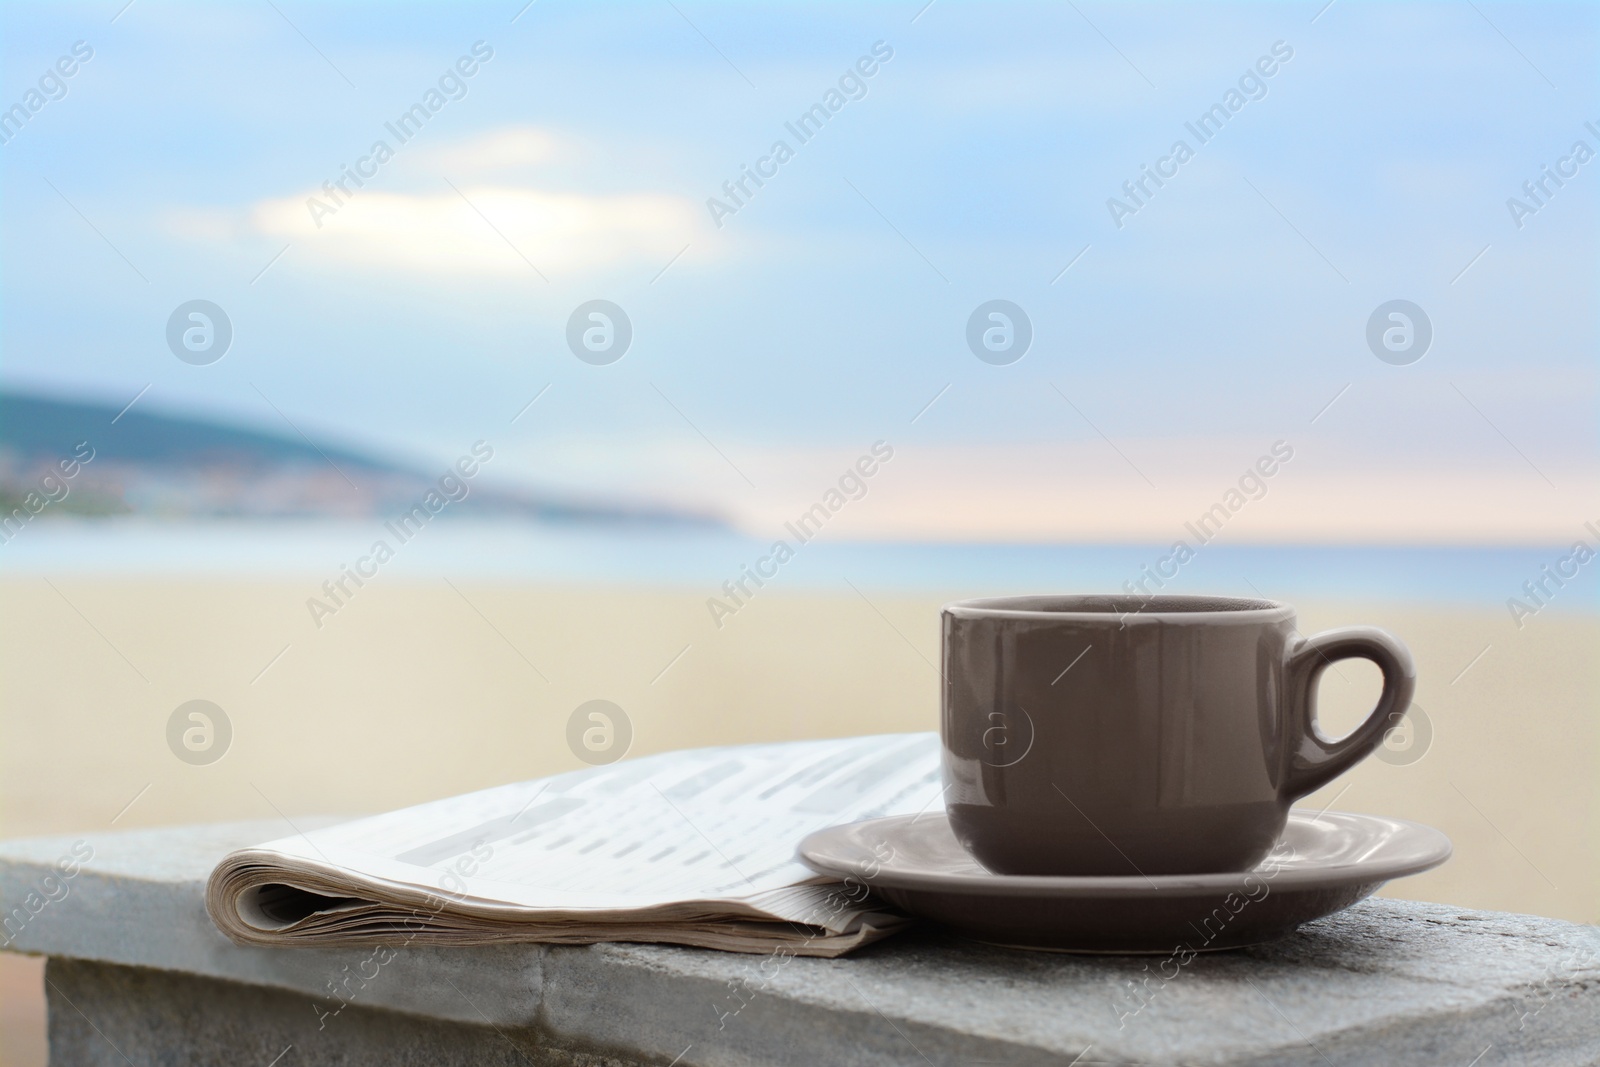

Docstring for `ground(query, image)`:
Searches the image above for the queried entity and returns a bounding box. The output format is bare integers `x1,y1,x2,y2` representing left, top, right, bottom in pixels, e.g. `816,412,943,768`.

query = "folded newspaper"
207,733,942,958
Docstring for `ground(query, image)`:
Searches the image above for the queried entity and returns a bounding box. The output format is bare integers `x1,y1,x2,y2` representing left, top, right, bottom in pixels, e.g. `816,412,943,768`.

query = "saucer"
798,810,1451,954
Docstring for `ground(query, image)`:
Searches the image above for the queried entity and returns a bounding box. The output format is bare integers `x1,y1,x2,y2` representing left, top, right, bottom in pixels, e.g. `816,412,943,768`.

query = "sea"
1,519,1595,612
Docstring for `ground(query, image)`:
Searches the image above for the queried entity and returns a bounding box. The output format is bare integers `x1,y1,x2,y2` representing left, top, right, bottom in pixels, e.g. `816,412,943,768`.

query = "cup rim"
942,593,1295,623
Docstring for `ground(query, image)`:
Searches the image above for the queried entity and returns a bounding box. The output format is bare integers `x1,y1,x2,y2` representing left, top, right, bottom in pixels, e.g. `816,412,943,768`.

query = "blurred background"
1,1,1596,1061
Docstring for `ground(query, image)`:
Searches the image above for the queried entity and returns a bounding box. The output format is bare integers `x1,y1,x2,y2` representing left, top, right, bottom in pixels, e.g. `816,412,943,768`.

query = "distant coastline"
0,391,721,529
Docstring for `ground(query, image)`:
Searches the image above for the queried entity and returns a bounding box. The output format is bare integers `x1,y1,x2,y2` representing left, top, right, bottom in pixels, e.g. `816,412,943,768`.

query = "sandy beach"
2,578,1592,916
1,579,1594,1064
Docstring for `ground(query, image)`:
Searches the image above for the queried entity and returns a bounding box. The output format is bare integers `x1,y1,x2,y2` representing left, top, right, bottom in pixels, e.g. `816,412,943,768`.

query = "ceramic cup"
941,595,1415,876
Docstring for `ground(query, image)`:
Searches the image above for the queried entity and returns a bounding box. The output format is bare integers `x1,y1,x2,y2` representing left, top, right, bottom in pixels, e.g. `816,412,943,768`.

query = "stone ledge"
5,821,1599,1066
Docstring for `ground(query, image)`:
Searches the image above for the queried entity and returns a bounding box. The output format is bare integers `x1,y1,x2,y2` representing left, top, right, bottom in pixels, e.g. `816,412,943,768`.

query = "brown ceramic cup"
941,595,1415,876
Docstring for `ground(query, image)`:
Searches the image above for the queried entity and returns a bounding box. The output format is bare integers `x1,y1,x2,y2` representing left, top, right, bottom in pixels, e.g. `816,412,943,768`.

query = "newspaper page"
208,733,943,956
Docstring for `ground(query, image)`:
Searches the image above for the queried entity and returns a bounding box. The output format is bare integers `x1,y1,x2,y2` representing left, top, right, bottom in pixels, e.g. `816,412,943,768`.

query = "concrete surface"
4,821,1599,1066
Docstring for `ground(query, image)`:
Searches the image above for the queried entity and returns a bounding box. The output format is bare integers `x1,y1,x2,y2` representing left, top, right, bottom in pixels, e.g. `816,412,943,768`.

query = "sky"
2,0,1596,543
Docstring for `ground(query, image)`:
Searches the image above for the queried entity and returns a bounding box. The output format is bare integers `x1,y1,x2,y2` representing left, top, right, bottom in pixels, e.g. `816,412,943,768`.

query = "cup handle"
1283,626,1416,801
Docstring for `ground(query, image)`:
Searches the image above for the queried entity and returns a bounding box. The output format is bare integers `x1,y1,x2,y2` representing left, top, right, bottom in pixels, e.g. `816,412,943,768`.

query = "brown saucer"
798,810,1451,954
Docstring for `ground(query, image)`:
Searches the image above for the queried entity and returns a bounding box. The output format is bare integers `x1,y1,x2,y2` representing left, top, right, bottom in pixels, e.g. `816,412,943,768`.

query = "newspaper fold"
207,733,942,957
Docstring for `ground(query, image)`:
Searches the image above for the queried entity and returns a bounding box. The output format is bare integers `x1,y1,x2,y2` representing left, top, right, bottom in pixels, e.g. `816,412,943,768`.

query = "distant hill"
0,390,720,526
0,392,397,473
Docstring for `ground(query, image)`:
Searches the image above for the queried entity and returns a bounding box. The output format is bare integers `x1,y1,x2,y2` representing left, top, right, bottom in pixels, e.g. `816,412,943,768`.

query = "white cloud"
249,184,697,276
